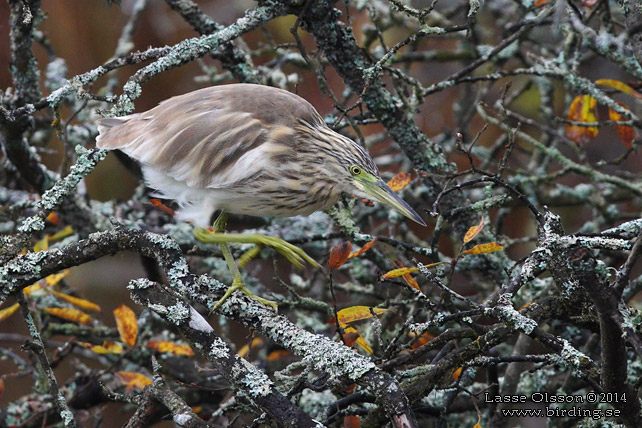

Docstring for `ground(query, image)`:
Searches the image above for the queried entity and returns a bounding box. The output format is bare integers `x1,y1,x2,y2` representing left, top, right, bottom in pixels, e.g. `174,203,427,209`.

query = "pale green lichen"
209,336,230,359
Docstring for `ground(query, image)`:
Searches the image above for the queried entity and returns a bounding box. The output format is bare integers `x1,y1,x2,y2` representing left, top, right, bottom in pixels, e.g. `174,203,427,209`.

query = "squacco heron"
96,84,425,310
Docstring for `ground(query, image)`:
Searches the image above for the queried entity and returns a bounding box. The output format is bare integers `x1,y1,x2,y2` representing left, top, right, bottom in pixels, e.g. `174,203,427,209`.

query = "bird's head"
325,132,426,227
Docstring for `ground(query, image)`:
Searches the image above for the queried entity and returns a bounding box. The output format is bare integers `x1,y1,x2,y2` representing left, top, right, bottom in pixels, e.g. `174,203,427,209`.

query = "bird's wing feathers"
96,84,325,188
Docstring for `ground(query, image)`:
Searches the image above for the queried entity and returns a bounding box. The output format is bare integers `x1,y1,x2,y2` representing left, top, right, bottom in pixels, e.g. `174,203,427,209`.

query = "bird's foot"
194,228,319,269
213,279,278,312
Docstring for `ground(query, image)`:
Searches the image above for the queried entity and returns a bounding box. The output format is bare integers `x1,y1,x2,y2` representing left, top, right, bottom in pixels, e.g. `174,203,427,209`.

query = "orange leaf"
266,350,293,361
452,367,463,381
79,341,125,354
150,198,176,216
387,172,412,192
116,371,152,392
114,304,138,347
408,331,435,350
380,262,443,279
596,79,642,99
565,95,598,144
329,241,352,269
0,378,4,397
608,102,635,147
342,325,373,354
50,290,101,312
46,211,60,225
463,217,484,244
337,306,387,325
44,307,93,324
0,303,20,322
461,242,504,255
347,238,377,259
343,415,361,428
236,338,264,359
473,423,483,428
402,273,422,292
519,302,533,311
146,340,194,356
534,0,548,4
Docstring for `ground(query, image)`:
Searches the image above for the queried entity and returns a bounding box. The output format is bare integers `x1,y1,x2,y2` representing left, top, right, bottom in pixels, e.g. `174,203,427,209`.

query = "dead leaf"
608,101,635,147
381,262,443,279
347,238,377,259
565,95,598,144
343,415,361,428
408,331,435,350
461,242,504,255
50,290,101,312
44,307,93,324
79,341,125,354
114,304,138,347
0,303,20,322
236,337,263,359
266,350,292,361
337,306,387,325
463,217,484,243
387,172,412,192
329,241,352,269
452,367,463,381
342,325,373,354
146,340,194,356
116,371,152,392
596,79,642,98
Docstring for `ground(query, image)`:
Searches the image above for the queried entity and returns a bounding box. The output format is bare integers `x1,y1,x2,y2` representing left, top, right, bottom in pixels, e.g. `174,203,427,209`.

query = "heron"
96,84,425,310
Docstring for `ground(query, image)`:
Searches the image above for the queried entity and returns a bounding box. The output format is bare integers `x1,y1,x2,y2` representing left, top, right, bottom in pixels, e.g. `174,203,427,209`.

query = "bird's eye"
350,165,362,176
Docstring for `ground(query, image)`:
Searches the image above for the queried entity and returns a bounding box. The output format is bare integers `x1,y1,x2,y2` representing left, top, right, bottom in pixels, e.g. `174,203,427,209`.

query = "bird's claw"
213,279,278,312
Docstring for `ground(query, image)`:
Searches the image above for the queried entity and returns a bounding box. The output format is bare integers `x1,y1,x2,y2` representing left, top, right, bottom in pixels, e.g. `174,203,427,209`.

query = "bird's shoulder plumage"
96,84,326,189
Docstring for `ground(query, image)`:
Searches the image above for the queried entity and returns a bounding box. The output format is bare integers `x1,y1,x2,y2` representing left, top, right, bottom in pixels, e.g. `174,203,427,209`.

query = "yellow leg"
194,227,319,270
196,212,319,311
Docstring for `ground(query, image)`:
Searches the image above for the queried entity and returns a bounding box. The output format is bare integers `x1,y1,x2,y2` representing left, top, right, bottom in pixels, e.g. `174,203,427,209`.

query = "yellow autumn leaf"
380,262,443,279
116,371,152,391
50,290,101,312
463,217,484,244
45,270,70,287
79,341,125,354
337,306,387,325
146,340,195,356
44,307,93,324
565,95,598,144
595,79,642,99
113,304,138,347
49,225,74,241
0,303,20,322
33,235,49,252
236,338,263,359
461,242,504,255
387,171,412,192
342,325,373,354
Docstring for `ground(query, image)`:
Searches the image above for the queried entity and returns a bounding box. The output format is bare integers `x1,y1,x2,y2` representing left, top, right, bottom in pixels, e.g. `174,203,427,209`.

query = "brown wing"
96,84,325,188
